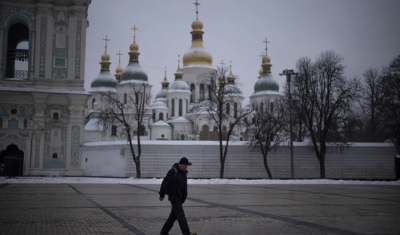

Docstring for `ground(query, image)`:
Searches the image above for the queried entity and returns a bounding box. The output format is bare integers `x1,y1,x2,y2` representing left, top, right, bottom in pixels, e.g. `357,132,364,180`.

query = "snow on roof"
251,90,282,97
0,86,90,95
168,116,190,123
2,177,399,185
85,118,103,131
89,87,117,93
151,120,171,127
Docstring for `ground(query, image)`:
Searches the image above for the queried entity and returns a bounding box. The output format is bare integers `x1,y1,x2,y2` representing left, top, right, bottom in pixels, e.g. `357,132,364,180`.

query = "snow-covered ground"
1,177,399,185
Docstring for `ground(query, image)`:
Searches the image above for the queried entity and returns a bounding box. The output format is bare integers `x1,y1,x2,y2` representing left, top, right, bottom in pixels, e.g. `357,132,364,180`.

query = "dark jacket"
159,163,188,203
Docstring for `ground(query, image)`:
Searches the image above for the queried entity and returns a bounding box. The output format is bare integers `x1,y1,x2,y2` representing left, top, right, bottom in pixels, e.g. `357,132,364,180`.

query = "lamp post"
280,69,298,179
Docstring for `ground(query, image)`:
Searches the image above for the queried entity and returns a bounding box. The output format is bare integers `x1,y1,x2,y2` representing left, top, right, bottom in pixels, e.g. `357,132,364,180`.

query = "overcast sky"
84,0,400,100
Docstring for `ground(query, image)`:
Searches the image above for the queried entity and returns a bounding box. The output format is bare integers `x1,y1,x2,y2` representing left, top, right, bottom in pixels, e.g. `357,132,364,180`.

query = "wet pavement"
0,183,399,235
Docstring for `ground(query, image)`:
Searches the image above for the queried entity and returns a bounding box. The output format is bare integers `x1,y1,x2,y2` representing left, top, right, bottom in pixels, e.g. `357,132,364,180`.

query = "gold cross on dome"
178,55,180,64
259,52,264,58
263,38,270,51
131,24,139,42
219,60,225,67
103,35,110,53
117,51,123,65
194,0,200,20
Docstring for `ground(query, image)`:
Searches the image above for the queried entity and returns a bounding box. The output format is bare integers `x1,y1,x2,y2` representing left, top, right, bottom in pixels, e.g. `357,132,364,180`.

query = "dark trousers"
161,201,190,235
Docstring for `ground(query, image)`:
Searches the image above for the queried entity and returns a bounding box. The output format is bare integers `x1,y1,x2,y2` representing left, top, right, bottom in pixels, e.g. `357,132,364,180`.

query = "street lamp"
279,69,298,179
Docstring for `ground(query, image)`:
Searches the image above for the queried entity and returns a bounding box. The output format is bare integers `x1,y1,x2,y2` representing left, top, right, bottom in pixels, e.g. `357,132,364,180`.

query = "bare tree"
246,99,287,179
96,82,152,178
380,55,400,153
358,68,385,142
191,65,252,178
290,51,362,178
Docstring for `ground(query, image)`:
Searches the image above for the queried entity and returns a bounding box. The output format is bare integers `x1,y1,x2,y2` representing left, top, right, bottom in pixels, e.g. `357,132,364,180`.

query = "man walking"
159,157,197,235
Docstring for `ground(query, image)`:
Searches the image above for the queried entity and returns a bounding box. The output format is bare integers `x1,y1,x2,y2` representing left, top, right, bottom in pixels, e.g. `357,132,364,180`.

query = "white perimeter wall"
81,141,397,179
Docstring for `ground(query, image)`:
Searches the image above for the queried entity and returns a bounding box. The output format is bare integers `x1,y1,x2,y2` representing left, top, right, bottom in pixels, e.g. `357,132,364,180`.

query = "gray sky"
84,0,400,100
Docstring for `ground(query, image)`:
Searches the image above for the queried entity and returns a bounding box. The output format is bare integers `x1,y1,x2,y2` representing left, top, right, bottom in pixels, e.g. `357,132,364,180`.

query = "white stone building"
0,0,92,176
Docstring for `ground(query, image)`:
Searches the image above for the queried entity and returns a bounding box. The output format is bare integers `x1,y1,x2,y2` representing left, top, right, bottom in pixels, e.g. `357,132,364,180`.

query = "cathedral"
84,1,282,143
0,0,282,177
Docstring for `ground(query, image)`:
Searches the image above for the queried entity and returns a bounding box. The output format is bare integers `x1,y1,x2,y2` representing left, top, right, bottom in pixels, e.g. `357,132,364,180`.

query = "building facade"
0,0,91,176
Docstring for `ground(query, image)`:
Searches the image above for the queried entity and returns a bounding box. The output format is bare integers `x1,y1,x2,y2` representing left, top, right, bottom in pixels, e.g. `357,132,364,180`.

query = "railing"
7,49,29,61
14,70,28,80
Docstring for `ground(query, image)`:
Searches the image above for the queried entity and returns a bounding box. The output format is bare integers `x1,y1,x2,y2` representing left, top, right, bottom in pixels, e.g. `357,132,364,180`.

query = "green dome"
121,61,148,82
91,71,118,88
254,72,279,93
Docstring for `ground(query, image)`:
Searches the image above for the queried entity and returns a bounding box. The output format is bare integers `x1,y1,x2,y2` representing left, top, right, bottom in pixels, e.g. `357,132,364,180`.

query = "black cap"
179,157,189,165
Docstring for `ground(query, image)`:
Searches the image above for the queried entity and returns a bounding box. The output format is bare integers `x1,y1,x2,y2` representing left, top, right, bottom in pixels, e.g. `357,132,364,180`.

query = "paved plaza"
0,183,399,235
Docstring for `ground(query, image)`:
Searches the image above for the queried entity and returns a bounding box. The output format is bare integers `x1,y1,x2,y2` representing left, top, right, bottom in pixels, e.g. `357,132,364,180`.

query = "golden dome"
191,20,203,31
116,66,123,74
130,42,139,52
101,53,110,62
182,47,213,67
262,55,271,64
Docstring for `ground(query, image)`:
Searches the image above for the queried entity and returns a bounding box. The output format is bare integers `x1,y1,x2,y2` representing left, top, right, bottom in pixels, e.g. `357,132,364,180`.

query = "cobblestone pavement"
0,183,399,235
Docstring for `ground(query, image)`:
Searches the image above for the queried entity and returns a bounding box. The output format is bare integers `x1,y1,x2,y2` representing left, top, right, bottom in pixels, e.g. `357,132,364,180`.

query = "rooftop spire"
194,0,200,20
117,51,122,67
131,24,138,43
263,38,270,55
103,35,110,54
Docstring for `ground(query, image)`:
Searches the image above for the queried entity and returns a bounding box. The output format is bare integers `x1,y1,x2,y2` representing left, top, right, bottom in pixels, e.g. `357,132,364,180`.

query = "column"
39,130,45,169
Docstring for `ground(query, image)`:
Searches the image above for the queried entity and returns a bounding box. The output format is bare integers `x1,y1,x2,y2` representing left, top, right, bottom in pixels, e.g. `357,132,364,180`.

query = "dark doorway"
0,144,24,177
396,157,400,180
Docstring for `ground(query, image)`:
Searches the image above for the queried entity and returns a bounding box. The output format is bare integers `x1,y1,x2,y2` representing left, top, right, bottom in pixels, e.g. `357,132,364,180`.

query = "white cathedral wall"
151,125,172,140
81,145,126,177
81,141,396,179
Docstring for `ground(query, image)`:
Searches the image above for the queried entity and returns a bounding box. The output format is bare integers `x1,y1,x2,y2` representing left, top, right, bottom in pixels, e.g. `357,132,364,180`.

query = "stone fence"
81,141,397,179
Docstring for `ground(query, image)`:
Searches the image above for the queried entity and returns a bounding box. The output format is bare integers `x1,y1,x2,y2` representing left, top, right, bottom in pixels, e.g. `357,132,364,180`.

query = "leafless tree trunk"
191,66,252,178
95,82,152,178
246,99,288,179
290,51,362,178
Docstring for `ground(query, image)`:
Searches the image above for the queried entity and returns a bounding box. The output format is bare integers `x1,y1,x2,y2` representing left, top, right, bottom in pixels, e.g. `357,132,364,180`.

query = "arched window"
234,103,238,118
186,100,188,114
111,125,117,136
208,85,212,100
270,102,274,112
124,93,127,104
226,103,230,115
190,84,195,103
52,153,58,159
92,98,96,109
171,99,175,116
152,112,155,120
181,134,185,140
199,84,205,101
6,23,29,79
53,112,59,120
159,112,164,120
179,99,183,116
23,118,27,129
0,118,2,128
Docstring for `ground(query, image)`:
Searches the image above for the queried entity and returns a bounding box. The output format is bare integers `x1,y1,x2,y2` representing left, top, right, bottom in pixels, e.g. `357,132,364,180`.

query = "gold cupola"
161,66,170,88
182,0,213,68
115,51,123,82
227,61,235,84
100,35,111,70
129,25,140,61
